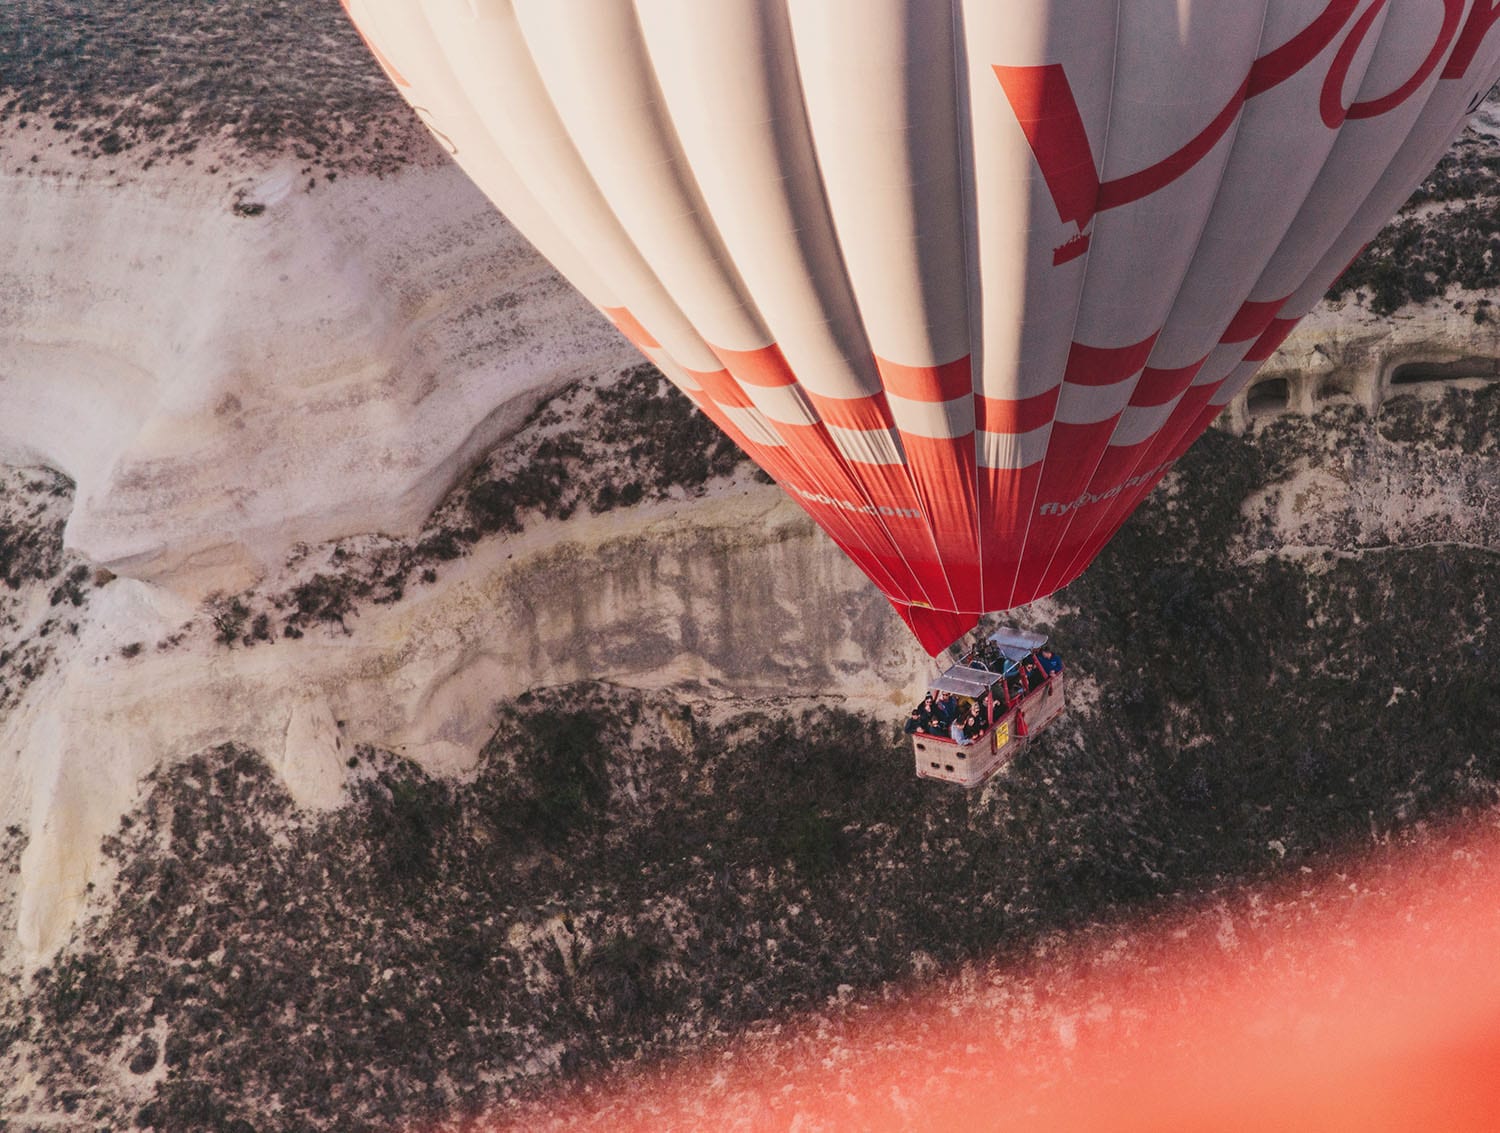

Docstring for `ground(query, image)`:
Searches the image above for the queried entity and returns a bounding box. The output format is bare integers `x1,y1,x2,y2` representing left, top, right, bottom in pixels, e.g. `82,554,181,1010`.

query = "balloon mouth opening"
892,602,982,657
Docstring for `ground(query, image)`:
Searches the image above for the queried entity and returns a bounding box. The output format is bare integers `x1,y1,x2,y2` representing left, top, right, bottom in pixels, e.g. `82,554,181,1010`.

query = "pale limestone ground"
0,148,639,598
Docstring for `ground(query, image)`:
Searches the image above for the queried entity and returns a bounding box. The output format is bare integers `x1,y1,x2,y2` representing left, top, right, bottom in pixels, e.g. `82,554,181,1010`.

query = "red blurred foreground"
461,819,1500,1132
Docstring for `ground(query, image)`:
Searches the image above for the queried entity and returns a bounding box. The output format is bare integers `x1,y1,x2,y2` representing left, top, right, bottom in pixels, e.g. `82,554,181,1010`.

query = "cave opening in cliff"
1246,377,1290,416
1390,357,1500,386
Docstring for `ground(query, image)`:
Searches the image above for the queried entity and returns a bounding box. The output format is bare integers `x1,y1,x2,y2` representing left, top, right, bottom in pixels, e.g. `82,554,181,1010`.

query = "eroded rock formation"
0,157,637,597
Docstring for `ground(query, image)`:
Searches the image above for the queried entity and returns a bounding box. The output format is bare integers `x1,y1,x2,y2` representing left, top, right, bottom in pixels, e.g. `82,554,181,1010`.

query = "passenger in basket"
963,704,985,740
935,692,958,725
1038,646,1063,675
949,714,968,744
920,695,946,735
904,696,931,734
1021,655,1044,687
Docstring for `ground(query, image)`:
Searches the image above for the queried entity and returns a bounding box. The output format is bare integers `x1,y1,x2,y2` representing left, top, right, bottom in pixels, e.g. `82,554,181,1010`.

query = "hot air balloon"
341,0,1500,655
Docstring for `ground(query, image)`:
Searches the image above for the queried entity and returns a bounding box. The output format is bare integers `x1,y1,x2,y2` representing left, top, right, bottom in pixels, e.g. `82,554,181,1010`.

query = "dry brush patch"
15,508,1500,1133
1328,120,1500,318
0,468,101,712
1,0,422,175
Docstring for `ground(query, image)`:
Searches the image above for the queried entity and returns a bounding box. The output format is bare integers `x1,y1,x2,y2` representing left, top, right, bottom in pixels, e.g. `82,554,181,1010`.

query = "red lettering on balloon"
998,0,1482,234
1441,0,1500,79
1247,0,1364,95
1053,232,1091,264
1349,0,1464,118
990,63,1249,231
1094,80,1249,213
1319,0,1386,127
991,64,1100,230
1322,0,1464,127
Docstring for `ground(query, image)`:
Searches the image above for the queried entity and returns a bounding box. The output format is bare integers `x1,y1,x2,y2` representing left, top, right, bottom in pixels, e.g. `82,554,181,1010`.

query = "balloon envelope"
343,0,1500,653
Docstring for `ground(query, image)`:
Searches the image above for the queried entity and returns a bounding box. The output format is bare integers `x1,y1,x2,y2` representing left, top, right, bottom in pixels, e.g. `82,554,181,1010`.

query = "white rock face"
0,156,637,597
0,485,934,960
0,138,946,963
1225,300,1500,429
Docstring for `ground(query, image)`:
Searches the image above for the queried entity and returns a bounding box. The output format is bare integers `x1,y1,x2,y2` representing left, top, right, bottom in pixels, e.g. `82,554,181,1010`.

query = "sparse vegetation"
0,468,82,711
0,469,69,591
3,271,1499,1130
1376,381,1500,452
441,364,749,545
1327,127,1500,316
286,573,358,631
206,593,250,646
0,0,421,173
15,461,1500,1133
1329,201,1500,315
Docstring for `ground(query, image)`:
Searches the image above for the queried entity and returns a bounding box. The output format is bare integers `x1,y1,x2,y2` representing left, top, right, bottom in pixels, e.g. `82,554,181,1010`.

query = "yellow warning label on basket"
994,722,1009,748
